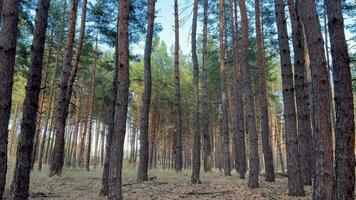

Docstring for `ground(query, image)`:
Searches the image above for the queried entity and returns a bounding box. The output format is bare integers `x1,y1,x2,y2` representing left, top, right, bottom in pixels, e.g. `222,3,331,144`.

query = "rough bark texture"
191,0,201,184
0,0,21,198
238,0,260,188
255,0,275,182
287,0,313,186
298,0,334,199
10,0,51,198
233,0,247,179
201,0,212,173
274,0,304,196
325,0,355,199
50,0,79,176
173,0,183,172
108,0,129,198
0,0,3,23
137,0,155,182
218,0,231,177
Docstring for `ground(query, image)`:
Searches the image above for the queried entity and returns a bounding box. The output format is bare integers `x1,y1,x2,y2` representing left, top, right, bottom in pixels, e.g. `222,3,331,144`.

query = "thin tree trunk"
325,0,355,199
298,0,334,199
10,0,51,198
201,0,212,173
173,0,183,172
108,0,129,198
287,0,313,185
50,0,80,176
218,0,231,177
255,0,275,182
0,0,22,198
274,0,304,196
93,120,101,168
9,100,20,157
191,0,201,184
70,88,81,168
238,0,260,188
137,0,155,182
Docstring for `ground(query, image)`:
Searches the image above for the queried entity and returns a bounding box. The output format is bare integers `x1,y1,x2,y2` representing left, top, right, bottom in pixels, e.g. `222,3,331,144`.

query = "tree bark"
274,0,304,196
0,0,22,198
286,0,313,185
201,0,212,173
10,0,51,198
0,0,3,23
50,0,80,176
255,0,275,182
325,0,355,199
8,100,20,158
173,0,183,172
238,0,260,188
137,0,155,182
218,0,231,177
108,0,129,198
298,0,334,199
191,0,201,184
70,88,81,168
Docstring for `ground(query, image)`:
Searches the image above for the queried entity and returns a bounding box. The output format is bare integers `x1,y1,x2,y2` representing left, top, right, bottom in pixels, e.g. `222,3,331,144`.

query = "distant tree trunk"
0,0,22,198
191,0,201,184
325,0,355,199
286,0,313,185
85,29,97,171
99,11,119,196
275,116,285,173
298,0,334,199
79,96,89,168
137,0,155,182
10,0,51,198
100,128,105,166
70,88,81,168
8,101,20,157
274,0,304,196
201,0,212,173
238,0,260,188
93,120,101,168
218,0,231,177
108,0,129,198
255,0,275,182
38,0,67,172
173,0,183,172
49,0,80,176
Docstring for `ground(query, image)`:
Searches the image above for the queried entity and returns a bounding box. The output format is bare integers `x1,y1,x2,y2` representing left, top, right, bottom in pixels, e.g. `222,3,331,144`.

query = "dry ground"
4,162,312,200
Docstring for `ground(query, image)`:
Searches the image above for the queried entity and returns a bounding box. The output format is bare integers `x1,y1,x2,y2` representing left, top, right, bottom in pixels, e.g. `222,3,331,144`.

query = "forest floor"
4,161,313,200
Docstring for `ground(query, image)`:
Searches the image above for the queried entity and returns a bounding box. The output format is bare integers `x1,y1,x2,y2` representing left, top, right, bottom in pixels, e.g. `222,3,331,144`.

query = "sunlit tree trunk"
8,100,20,158
108,0,130,198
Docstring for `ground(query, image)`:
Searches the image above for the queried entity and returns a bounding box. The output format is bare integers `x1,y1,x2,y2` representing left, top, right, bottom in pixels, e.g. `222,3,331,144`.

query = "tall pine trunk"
325,0,355,199
201,0,212,173
108,0,129,198
298,0,334,199
287,0,313,185
10,0,51,198
255,0,275,182
50,0,80,176
191,0,201,183
173,0,183,172
218,0,231,177
0,0,22,198
137,0,155,182
238,0,260,188
274,0,304,196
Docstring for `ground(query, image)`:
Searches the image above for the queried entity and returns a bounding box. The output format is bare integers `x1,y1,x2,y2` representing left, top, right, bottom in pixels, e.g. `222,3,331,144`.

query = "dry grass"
4,161,312,199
